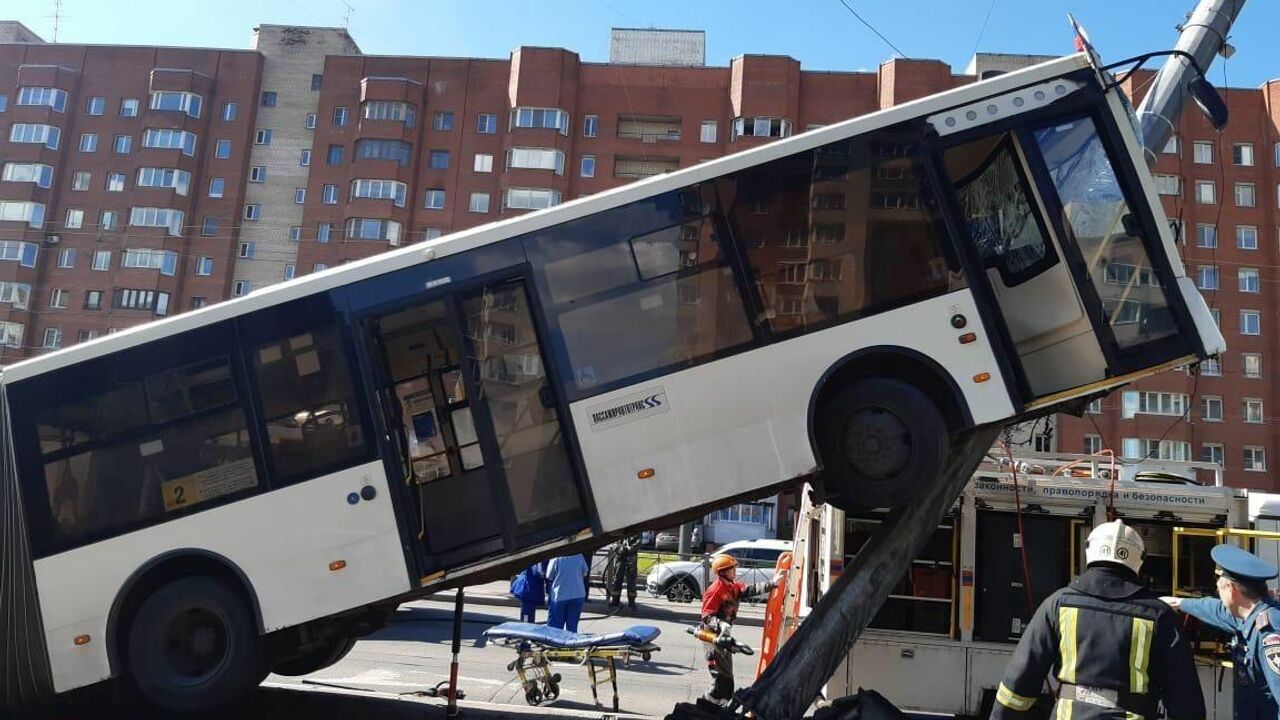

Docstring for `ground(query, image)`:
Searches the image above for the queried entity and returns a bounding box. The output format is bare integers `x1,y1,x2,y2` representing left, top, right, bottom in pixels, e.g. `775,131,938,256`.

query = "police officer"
993,520,1204,720
1162,544,1280,720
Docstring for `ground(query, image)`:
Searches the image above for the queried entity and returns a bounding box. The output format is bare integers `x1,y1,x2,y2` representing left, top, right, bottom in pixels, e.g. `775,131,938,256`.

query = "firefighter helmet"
711,554,738,575
1085,519,1145,573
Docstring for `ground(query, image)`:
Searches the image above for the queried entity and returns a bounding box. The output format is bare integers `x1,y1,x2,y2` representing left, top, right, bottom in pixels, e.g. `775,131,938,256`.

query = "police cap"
1211,544,1278,587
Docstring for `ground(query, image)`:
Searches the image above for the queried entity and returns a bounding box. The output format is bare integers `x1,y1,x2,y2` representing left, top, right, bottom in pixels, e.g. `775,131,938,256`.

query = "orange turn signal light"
73,635,91,646
637,468,655,479
959,333,977,344
329,560,347,572
973,372,991,383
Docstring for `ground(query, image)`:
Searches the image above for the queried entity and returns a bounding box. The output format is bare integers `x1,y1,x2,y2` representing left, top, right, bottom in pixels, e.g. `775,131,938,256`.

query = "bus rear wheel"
126,575,264,712
817,378,948,510
272,636,357,676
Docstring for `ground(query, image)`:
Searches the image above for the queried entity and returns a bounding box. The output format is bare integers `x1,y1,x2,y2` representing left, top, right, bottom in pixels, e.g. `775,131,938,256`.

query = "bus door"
365,278,586,574
936,111,1198,404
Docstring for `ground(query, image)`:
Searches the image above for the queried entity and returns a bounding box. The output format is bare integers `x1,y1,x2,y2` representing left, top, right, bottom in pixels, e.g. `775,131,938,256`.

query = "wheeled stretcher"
483,622,661,710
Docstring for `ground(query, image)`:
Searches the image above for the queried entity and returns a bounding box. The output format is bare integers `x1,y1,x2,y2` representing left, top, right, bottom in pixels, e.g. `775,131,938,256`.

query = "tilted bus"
0,52,1223,712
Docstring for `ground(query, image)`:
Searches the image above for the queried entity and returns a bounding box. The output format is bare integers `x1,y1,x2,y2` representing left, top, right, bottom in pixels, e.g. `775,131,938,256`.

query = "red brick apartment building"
1,22,1279,489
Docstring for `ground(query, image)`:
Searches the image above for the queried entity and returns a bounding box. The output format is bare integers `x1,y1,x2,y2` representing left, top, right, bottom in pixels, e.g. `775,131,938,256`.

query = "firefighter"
608,534,642,611
699,553,783,706
1162,544,1280,720
992,520,1204,720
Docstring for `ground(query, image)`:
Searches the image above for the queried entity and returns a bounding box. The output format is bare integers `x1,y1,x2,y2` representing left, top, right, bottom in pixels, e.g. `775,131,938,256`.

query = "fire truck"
782,451,1280,719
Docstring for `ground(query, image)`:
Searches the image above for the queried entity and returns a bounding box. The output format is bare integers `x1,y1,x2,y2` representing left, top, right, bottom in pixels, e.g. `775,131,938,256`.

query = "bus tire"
272,636,357,677
126,575,264,712
817,378,948,509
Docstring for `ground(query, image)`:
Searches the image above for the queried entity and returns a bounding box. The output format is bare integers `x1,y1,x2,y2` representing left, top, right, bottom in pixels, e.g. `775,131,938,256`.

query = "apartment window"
300,149,311,166
106,173,126,192
1195,180,1216,204
1121,438,1191,462
1244,399,1265,424
474,153,493,173
424,189,446,209
1084,434,1103,455
422,228,443,240
71,171,90,191
433,111,454,131
360,100,416,126
260,91,277,107
294,188,306,204
1236,183,1257,208
232,281,250,297
1201,357,1223,376
150,90,201,118
506,147,564,174
1233,143,1255,166
312,263,328,273
1243,353,1262,379
284,264,296,280
476,113,497,134
200,216,219,237
254,129,272,145
732,116,794,139
112,135,133,154
1163,135,1179,155
76,330,98,343
86,96,105,116
17,87,67,112
429,150,450,170
1087,399,1103,414
1121,390,1188,419
0,94,6,112
196,256,213,276
1239,268,1260,293
10,123,60,149
238,242,255,259
581,155,596,178
326,144,345,165
1242,310,1261,335
355,138,412,165
249,166,266,183
333,106,348,126
310,74,323,91
1196,265,1219,290
79,133,98,152
700,120,718,143
243,204,260,221
468,192,490,214
504,187,560,210
190,297,207,309
42,328,62,349
583,114,599,138
313,222,332,244
289,226,302,242
57,248,75,268
0,202,45,229
1201,443,1224,467
350,179,406,207
1154,174,1181,196
1193,140,1214,164
305,113,316,130
142,128,196,156
215,140,231,159
136,167,191,195
1202,396,1223,422
92,250,111,271
1238,225,1258,249
345,218,402,244
1276,142,1280,167
49,289,68,309
1244,447,1267,472
64,209,83,229
100,210,119,231
121,98,139,117
221,102,236,121
2,163,54,188
322,185,338,204
209,177,225,198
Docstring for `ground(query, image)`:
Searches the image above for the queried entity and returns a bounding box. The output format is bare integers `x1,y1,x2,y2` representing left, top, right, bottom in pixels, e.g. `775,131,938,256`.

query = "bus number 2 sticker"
162,457,259,512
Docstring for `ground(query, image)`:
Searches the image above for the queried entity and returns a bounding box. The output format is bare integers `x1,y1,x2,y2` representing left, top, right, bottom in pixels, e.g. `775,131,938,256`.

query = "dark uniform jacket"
992,566,1205,720
1180,595,1280,720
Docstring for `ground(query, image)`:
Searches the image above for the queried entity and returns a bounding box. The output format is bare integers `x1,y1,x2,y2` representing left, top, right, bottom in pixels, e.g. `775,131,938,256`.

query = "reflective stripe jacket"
992,566,1205,720
1179,596,1280,720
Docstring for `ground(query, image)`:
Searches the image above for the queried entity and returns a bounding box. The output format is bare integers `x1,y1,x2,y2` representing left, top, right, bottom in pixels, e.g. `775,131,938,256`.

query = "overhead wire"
833,0,908,59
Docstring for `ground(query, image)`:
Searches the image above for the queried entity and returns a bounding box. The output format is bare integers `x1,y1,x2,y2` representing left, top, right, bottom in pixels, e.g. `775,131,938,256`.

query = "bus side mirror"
1189,77,1229,131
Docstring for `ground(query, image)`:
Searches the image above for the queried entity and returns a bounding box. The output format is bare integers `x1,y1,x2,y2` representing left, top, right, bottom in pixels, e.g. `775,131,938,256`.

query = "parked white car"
645,538,792,603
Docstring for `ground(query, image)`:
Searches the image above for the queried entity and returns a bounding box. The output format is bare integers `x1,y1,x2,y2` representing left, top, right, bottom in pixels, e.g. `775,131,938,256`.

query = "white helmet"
1085,520,1145,574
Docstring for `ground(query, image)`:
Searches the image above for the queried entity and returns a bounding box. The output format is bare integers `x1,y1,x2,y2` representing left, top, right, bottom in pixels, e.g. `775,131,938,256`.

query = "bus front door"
368,279,586,575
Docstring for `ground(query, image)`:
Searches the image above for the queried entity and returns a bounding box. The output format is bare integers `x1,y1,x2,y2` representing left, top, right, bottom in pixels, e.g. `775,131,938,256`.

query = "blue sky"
8,1,1276,87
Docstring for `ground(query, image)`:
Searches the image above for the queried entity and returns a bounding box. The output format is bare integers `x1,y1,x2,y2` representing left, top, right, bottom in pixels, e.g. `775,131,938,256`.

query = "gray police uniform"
1178,544,1280,720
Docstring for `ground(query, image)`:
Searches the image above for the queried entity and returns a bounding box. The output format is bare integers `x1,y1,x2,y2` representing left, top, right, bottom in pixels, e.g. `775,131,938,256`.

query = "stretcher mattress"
485,622,660,649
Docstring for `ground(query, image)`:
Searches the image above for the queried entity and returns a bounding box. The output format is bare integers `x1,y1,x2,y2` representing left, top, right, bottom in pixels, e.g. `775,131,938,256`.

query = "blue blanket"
485,622,660,649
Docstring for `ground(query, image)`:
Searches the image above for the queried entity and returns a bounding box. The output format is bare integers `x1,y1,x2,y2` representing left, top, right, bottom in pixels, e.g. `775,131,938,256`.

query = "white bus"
0,52,1222,712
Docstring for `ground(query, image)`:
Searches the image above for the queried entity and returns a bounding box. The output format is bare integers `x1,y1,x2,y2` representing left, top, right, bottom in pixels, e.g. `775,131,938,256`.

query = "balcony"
617,115,682,143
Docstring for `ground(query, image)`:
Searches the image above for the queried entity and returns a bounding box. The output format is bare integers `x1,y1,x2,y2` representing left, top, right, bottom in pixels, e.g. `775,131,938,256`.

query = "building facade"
2,26,1279,490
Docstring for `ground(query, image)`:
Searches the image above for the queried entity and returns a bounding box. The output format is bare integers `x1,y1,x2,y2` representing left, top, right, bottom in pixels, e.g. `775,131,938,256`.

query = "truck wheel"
817,378,948,509
126,575,264,712
272,636,357,676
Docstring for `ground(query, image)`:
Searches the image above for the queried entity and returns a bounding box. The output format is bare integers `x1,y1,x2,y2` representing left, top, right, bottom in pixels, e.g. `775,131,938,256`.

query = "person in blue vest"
511,560,547,624
1162,544,1280,720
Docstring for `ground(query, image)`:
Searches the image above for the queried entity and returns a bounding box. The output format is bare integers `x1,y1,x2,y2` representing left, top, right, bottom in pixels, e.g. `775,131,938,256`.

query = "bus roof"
1,53,1091,385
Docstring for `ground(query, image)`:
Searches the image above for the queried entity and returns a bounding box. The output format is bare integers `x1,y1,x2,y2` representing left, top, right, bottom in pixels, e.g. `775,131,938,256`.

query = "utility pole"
1135,0,1247,167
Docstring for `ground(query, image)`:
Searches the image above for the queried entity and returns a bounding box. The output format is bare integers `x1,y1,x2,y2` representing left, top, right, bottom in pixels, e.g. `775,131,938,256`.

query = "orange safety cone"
755,551,794,678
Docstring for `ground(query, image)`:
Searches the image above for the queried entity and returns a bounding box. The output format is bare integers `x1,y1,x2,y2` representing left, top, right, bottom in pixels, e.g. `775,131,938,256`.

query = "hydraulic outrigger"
721,3,1249,718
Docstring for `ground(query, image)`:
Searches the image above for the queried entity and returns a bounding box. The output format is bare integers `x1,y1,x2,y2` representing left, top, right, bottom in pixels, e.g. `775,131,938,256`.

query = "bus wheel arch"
107,550,264,681
808,348,970,510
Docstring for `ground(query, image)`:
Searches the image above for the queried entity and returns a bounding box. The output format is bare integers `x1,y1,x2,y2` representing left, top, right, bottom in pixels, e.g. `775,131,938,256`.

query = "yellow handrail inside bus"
1172,526,1280,596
